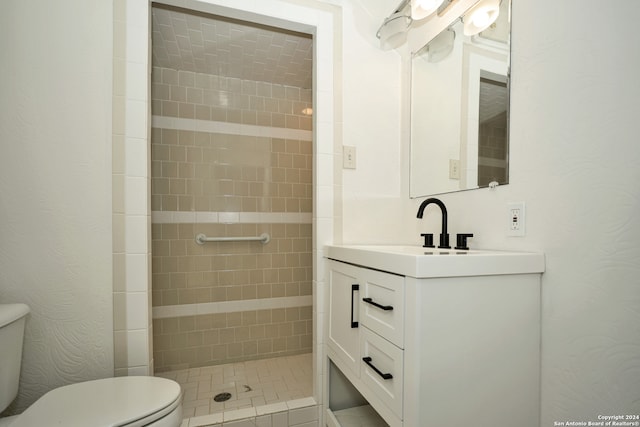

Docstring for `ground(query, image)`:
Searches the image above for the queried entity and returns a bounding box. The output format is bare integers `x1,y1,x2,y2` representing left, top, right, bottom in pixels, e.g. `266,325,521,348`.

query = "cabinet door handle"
362,297,393,311
362,357,393,380
351,284,359,328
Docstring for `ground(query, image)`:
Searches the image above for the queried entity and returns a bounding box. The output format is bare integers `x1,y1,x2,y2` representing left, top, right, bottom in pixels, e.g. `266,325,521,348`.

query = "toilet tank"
0,304,30,413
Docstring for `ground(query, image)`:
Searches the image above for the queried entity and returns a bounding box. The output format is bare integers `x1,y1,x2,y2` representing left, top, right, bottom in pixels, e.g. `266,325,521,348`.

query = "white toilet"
0,304,183,427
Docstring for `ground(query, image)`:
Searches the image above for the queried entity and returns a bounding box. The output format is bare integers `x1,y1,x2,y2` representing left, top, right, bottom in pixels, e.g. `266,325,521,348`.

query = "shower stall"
148,4,314,419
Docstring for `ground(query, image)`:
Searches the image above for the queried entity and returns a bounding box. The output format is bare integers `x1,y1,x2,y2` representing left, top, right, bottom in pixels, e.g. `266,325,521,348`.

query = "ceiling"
151,5,313,89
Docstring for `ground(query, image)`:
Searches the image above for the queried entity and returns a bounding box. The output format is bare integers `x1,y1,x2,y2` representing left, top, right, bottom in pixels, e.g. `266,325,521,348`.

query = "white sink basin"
325,245,545,278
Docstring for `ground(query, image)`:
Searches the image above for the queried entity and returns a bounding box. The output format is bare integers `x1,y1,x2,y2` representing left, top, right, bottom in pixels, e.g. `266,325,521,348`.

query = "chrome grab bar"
195,233,270,245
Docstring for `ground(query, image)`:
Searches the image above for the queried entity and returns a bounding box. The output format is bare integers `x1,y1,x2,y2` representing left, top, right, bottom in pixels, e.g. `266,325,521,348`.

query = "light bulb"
411,0,445,20
463,0,500,36
471,9,491,27
417,0,438,9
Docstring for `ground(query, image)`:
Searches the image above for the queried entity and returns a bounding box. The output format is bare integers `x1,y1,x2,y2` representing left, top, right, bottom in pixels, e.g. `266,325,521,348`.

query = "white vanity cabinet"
324,245,545,427
326,260,405,426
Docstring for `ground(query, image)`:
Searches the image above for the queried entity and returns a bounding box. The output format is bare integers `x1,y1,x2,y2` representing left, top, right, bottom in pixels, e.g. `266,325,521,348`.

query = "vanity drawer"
360,327,404,420
359,268,404,348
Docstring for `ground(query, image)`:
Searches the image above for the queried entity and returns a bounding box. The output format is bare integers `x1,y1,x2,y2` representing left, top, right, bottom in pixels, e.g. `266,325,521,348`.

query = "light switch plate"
343,146,356,169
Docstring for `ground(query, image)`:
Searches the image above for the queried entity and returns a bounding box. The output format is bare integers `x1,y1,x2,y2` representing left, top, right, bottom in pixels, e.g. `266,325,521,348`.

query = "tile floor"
157,352,313,419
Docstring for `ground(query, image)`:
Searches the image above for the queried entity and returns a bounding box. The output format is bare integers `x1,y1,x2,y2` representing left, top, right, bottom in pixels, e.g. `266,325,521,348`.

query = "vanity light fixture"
377,9,412,50
411,0,446,20
426,26,456,62
377,0,454,50
463,0,500,35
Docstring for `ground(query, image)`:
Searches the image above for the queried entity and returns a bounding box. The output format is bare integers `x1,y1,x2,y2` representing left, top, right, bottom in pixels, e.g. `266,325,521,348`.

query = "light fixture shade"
411,0,446,20
377,12,412,51
427,27,455,62
463,0,500,36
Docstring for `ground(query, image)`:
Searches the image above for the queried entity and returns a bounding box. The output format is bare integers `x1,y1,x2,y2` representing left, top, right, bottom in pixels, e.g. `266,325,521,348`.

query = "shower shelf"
195,233,271,245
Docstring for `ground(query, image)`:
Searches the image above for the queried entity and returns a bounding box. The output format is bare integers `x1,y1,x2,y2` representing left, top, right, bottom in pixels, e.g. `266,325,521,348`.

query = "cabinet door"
327,261,361,377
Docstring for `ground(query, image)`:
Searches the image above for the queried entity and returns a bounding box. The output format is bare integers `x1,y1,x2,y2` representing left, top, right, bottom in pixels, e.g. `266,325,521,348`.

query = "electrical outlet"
343,145,356,169
507,202,526,236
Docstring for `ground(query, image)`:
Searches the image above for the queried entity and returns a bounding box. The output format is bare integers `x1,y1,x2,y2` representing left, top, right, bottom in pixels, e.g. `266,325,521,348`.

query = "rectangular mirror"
410,0,511,198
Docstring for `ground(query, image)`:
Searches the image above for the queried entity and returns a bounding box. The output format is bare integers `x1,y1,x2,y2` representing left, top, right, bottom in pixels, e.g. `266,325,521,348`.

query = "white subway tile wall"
113,0,153,377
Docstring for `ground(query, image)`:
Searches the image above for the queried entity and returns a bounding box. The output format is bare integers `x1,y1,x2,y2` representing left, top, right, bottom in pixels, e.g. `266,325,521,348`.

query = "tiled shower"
148,4,315,420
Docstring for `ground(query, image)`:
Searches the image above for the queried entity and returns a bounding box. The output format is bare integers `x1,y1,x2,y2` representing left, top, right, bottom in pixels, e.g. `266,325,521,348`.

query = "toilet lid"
11,376,182,427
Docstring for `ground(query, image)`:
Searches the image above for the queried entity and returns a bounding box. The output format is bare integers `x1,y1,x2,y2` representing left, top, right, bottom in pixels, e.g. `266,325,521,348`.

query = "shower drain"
213,392,232,402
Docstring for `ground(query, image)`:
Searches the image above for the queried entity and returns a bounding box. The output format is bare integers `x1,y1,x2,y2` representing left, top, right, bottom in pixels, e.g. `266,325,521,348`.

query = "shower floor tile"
156,352,313,418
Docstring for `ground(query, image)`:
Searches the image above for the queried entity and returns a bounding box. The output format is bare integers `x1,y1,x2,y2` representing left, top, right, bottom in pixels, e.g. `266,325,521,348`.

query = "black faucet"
417,197,450,249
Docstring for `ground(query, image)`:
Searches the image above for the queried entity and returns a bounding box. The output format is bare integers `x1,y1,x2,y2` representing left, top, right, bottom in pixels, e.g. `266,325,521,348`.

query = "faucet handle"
455,233,474,250
420,233,434,248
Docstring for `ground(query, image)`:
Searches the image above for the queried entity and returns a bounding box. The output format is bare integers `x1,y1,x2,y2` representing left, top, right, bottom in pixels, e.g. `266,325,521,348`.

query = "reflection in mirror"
477,71,508,186
410,0,511,198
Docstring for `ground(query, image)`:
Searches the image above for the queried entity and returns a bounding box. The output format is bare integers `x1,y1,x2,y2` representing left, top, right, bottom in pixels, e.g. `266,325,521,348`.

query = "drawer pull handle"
351,284,359,328
362,357,393,380
362,297,393,311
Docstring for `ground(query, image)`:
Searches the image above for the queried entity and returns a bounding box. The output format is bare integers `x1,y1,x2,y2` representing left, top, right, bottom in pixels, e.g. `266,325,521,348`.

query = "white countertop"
325,245,545,278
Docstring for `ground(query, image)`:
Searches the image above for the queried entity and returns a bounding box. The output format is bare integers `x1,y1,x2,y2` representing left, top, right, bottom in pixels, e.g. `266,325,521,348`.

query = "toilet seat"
9,376,182,427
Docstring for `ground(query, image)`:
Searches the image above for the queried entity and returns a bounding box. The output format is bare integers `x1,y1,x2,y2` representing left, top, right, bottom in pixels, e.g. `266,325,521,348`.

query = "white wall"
0,0,114,414
343,0,640,423
509,2,640,421
340,0,407,243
